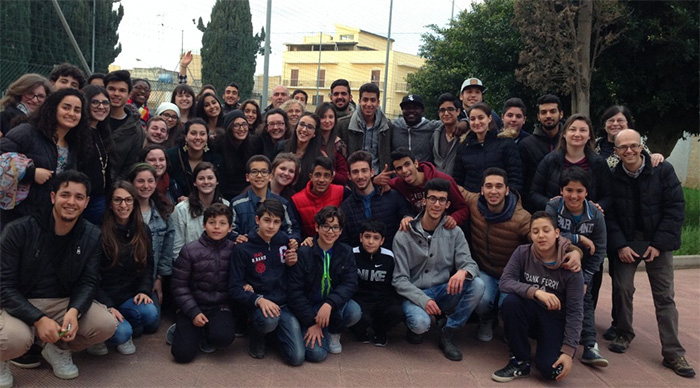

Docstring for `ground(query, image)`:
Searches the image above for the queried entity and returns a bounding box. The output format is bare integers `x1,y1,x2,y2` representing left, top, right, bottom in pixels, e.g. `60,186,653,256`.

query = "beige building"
281,24,424,119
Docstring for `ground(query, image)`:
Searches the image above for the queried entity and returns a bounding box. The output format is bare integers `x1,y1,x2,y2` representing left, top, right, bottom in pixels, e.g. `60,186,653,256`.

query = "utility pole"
382,0,393,113
316,32,323,104
261,0,272,107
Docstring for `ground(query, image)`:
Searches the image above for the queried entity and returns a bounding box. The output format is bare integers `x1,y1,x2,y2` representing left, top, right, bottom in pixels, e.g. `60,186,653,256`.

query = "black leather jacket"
0,212,102,325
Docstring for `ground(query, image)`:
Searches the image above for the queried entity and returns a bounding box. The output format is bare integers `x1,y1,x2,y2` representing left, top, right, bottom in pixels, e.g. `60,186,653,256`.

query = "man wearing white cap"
457,78,503,130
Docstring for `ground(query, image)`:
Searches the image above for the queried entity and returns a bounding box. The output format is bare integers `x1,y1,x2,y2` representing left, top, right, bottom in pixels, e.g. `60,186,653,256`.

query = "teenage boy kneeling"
229,199,305,366
288,206,361,362
170,204,236,363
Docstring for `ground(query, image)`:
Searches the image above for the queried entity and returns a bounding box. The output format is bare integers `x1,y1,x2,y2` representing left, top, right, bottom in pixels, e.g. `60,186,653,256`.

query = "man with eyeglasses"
431,93,463,175
392,178,484,361
392,94,441,163
0,171,117,387
605,129,695,378
230,155,300,245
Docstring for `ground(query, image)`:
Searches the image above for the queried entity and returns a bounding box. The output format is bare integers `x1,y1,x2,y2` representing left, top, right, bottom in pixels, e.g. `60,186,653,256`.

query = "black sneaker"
248,330,266,359
609,335,631,353
602,325,617,341
406,329,424,345
492,357,530,382
372,332,388,347
663,356,696,378
354,332,370,344
10,344,42,369
581,344,609,367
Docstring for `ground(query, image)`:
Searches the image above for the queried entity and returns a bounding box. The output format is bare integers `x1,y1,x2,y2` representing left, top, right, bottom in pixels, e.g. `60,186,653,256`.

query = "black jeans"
171,307,235,363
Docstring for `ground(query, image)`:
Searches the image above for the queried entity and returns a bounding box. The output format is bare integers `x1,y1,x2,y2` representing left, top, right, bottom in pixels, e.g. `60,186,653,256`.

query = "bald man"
606,129,694,378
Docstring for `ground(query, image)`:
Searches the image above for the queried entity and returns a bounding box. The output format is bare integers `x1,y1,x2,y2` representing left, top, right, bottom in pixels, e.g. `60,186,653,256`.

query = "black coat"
165,146,223,198
529,148,613,212
452,129,523,193
287,239,358,328
607,154,685,252
171,233,234,319
0,213,102,325
0,123,77,223
96,222,154,308
518,123,562,211
340,187,411,249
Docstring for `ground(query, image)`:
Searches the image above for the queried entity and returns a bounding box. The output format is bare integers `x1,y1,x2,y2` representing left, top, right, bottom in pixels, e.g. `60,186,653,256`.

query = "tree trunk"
574,0,593,116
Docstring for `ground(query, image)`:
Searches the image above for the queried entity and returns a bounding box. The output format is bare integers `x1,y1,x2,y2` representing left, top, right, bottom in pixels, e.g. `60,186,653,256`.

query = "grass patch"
675,187,700,255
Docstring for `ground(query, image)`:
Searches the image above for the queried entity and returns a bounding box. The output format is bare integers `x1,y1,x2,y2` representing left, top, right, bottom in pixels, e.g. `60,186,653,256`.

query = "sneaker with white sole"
0,361,13,388
41,343,79,380
581,343,609,367
328,333,342,354
116,338,136,355
477,319,494,342
492,357,530,382
86,342,108,356
165,323,176,345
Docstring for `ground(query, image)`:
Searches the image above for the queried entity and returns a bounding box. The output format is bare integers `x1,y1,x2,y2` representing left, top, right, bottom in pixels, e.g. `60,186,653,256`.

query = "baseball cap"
400,94,424,109
460,78,485,93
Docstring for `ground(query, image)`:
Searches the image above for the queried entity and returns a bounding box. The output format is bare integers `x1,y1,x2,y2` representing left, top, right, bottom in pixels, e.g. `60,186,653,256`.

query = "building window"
340,34,354,41
312,95,324,105
317,69,326,88
371,70,381,86
290,69,299,87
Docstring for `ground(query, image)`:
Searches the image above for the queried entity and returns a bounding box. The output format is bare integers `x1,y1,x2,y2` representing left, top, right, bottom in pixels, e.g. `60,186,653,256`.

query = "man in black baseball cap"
391,94,440,162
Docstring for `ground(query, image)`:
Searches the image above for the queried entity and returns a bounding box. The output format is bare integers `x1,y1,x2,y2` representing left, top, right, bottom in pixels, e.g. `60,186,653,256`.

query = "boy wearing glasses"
392,178,484,362
288,206,360,361
230,155,300,244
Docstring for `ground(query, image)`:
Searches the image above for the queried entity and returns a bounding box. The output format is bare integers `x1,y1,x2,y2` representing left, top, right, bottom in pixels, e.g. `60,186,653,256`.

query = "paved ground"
8,267,700,387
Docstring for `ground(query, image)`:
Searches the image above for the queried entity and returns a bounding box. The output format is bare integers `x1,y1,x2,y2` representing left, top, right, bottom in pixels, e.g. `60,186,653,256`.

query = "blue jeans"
82,194,106,226
250,306,305,366
107,297,160,345
475,272,507,322
402,277,484,334
305,300,362,362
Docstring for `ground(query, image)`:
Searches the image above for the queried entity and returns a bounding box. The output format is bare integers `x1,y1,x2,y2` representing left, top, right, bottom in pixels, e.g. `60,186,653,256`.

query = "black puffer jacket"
518,123,562,211
0,123,78,223
0,212,102,326
607,153,684,252
529,148,613,212
171,232,234,319
287,239,358,328
452,129,523,193
96,222,154,308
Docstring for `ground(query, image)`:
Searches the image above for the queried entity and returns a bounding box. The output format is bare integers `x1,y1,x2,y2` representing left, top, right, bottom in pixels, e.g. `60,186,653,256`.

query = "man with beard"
340,150,411,248
391,94,441,163
0,171,117,386
518,94,564,212
329,79,354,118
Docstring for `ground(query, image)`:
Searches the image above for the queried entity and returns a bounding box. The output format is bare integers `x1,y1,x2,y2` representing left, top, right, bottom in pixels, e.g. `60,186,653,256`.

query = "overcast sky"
113,0,475,75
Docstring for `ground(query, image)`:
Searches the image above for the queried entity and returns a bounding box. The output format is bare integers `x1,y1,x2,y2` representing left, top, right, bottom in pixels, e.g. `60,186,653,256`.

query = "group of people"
0,60,693,388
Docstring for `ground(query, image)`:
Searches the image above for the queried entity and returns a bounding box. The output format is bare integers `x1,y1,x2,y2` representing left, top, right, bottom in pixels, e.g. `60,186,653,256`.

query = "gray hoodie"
392,212,479,308
391,117,441,163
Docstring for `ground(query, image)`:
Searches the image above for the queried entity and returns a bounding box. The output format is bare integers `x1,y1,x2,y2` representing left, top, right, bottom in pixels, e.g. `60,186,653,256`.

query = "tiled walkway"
9,267,700,387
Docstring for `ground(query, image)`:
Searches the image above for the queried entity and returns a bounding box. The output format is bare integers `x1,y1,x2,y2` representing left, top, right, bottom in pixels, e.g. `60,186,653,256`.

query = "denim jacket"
146,200,175,279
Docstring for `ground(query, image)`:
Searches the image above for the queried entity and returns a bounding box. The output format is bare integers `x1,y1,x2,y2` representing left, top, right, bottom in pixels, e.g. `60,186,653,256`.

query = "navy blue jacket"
287,239,358,328
452,129,523,193
340,186,411,248
229,188,301,242
229,231,292,308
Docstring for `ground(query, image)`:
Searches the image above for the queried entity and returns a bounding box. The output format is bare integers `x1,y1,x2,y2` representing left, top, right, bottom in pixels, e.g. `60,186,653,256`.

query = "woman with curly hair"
0,88,93,224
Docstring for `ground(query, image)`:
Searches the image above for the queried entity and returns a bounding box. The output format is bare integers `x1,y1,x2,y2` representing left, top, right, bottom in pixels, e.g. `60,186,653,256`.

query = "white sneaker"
86,342,108,356
0,361,13,388
116,337,136,355
41,343,79,380
165,323,176,345
477,319,494,342
328,333,342,354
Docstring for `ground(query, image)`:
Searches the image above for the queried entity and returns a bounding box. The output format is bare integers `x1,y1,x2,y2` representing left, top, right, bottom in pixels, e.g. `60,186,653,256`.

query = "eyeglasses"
90,99,110,108
112,197,134,205
248,169,270,177
161,113,178,120
438,107,458,114
268,121,285,128
614,144,642,152
426,195,448,205
133,84,151,93
320,224,341,233
297,122,316,132
26,93,47,102
606,118,628,125
232,122,249,130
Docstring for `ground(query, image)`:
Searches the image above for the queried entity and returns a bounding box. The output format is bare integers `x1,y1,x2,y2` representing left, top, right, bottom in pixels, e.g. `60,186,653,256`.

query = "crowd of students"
0,62,694,388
